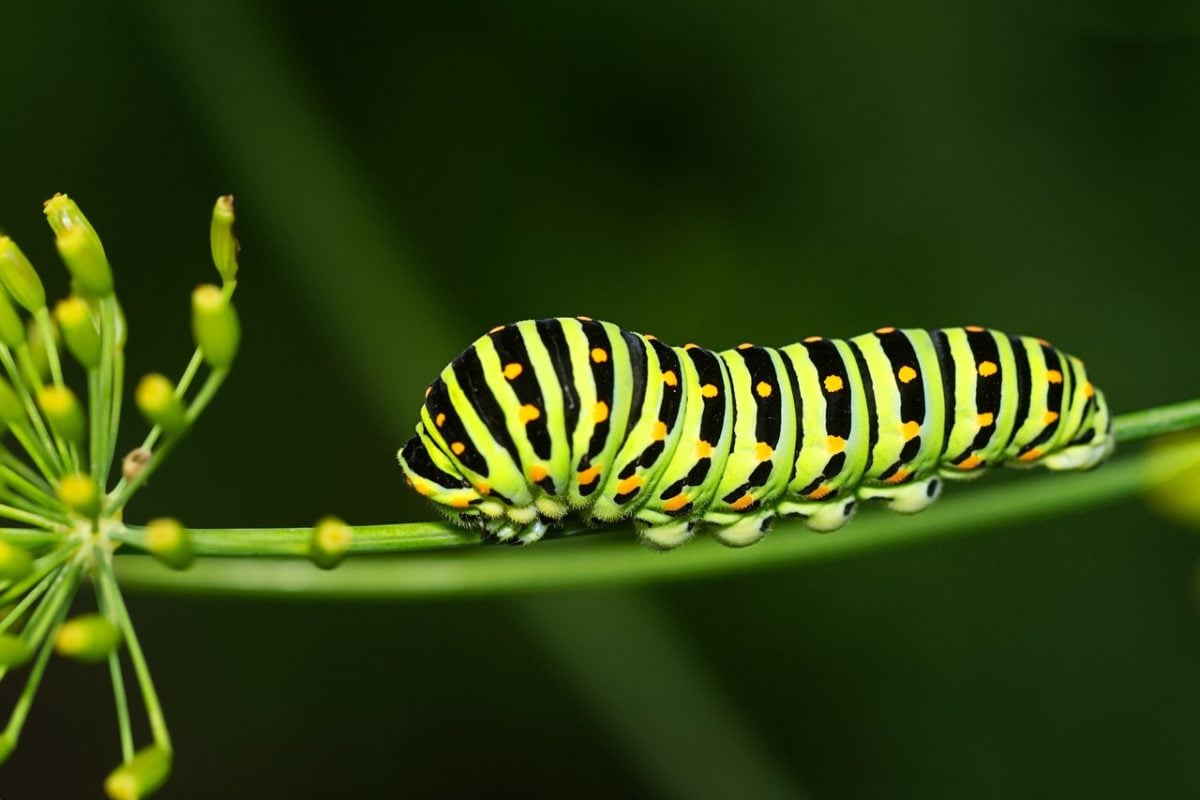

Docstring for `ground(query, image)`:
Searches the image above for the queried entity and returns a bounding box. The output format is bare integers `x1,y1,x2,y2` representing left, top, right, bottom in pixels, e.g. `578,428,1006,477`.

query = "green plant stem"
115,431,1200,599
0,566,57,633
34,308,65,390
21,555,83,649
0,502,65,530
123,283,233,466
109,348,124,484
114,521,480,557
0,491,68,523
113,400,1200,564
0,529,66,551
0,457,58,512
95,577,134,762
0,452,54,497
94,547,171,752
104,369,227,513
0,543,78,607
94,296,120,488
0,348,63,479
88,367,102,480
1112,398,1200,443
16,345,77,473
2,574,75,744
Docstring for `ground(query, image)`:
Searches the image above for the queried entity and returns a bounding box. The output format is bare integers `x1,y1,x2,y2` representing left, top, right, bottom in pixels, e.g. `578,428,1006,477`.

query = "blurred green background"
2,1,1200,797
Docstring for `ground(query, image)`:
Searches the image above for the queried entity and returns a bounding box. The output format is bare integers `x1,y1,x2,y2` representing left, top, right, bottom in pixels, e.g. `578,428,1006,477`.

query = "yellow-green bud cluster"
210,195,239,284
58,473,101,518
0,377,23,425
39,385,85,444
0,287,25,348
45,194,113,296
55,613,121,663
135,374,186,435
0,540,33,582
0,236,46,312
143,518,194,570
191,285,240,368
54,296,101,369
104,745,172,800
309,516,353,569
0,192,247,797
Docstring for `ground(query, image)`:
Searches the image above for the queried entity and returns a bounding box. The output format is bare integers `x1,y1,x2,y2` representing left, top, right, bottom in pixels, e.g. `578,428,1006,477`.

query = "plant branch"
113,402,1200,599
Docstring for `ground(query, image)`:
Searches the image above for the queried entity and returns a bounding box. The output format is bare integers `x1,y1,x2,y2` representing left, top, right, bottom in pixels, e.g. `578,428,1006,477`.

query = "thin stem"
0,501,67,529
114,407,1200,599
0,543,78,607
108,348,124,487
3,425,59,484
20,554,83,650
1112,398,1200,443
115,433,1200,600
120,286,233,480
3,560,79,744
176,348,206,401
0,347,63,478
0,565,59,633
94,546,171,751
105,369,227,513
96,296,121,488
33,308,65,390
89,365,102,480
0,528,66,551
114,521,480,557
0,458,60,511
95,577,134,762
15,345,76,472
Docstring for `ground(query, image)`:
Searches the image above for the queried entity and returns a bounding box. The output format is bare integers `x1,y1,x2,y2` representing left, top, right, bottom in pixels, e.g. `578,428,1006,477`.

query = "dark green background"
2,1,1199,797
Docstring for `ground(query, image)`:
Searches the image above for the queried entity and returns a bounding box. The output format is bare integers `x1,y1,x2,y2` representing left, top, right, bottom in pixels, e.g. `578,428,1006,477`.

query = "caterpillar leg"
484,518,551,545
858,477,942,513
777,497,857,532
637,520,697,550
1042,440,1113,471
711,512,774,548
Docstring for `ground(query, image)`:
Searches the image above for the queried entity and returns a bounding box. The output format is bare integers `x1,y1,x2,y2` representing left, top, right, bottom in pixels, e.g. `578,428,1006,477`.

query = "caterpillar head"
397,433,487,526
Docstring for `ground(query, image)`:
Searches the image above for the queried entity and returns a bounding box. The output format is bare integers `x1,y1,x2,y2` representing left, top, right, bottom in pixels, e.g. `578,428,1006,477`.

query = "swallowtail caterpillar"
398,319,1112,549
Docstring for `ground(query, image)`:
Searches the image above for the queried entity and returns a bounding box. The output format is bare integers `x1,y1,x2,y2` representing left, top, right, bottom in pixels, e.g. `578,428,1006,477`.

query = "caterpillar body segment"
398,319,1113,549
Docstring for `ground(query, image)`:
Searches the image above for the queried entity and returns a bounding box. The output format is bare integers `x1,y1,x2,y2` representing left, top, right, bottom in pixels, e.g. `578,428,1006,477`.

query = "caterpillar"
398,319,1113,549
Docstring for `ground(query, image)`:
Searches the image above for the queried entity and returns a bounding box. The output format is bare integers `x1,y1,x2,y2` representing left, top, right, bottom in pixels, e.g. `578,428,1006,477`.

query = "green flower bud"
309,515,353,569
58,473,101,518
143,518,194,570
210,195,239,284
23,316,55,385
191,285,239,368
55,225,114,296
104,745,172,800
135,374,186,435
0,540,33,582
55,613,121,662
0,236,46,312
54,296,101,369
0,377,23,425
38,385,85,444
0,633,32,667
43,193,106,255
0,285,25,348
